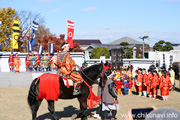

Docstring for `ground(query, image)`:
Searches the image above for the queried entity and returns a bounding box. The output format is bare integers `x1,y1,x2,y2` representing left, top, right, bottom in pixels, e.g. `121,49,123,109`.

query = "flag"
0,21,2,27
30,20,38,47
38,44,43,56
67,20,74,48
28,41,33,52
11,47,13,54
0,43,2,50
12,19,20,49
49,42,54,54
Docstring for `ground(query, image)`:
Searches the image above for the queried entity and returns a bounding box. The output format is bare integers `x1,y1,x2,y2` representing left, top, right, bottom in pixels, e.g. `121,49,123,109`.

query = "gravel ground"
0,80,180,120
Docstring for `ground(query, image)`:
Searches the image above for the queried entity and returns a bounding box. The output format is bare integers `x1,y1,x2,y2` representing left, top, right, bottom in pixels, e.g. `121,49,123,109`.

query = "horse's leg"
47,100,59,120
31,99,42,120
76,98,88,120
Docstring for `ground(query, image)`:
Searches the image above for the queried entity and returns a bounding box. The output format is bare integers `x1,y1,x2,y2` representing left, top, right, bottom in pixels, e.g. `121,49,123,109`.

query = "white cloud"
39,0,55,2
82,7,97,12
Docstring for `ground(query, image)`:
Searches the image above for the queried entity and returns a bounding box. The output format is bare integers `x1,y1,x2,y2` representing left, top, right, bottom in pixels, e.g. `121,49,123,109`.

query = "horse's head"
81,62,104,85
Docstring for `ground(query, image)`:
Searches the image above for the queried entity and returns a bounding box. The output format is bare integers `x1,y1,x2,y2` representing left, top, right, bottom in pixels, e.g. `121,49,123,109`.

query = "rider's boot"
73,82,81,95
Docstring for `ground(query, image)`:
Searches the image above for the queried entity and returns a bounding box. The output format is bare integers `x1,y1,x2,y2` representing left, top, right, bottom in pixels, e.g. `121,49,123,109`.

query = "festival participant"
142,68,148,97
25,53,31,72
9,54,14,72
51,54,57,71
127,69,133,94
136,68,143,96
30,53,36,71
159,71,172,101
123,69,129,95
114,71,123,95
41,52,49,72
147,69,154,98
152,70,159,99
102,73,119,120
57,42,83,95
48,53,52,71
35,53,41,71
134,70,138,95
169,68,175,91
14,53,21,73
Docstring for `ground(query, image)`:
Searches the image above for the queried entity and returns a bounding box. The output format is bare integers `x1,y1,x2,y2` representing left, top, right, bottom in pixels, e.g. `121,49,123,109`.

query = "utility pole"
139,36,148,59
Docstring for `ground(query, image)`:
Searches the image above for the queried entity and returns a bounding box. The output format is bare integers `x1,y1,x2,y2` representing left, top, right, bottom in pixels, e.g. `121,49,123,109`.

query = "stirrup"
73,90,81,95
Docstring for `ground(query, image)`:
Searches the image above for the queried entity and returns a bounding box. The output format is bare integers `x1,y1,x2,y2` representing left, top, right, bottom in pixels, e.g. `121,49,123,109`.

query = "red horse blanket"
36,73,60,101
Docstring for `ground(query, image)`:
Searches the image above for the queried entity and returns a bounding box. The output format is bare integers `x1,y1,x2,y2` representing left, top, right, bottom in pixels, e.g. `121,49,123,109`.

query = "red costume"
9,54,14,72
152,74,159,98
25,54,31,71
147,72,153,97
36,54,41,71
142,73,148,93
137,72,143,95
14,56,21,73
160,75,172,100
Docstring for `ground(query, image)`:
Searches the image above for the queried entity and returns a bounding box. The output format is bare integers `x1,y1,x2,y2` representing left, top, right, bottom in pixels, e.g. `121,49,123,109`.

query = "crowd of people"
94,62,176,120
8,52,59,73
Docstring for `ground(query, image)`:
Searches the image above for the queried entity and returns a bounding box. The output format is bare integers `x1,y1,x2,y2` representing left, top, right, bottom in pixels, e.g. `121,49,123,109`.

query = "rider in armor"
30,53,36,71
36,53,41,71
57,42,83,95
41,52,49,72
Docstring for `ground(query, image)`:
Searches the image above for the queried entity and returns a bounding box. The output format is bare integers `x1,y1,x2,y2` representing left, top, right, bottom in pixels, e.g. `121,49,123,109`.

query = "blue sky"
1,0,180,46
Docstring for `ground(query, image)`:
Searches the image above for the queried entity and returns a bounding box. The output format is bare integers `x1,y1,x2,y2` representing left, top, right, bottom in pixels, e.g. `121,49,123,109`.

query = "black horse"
28,63,108,120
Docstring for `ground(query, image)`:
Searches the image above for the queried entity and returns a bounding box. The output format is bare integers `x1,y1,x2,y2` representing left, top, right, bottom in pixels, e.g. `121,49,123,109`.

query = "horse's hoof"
71,114,77,120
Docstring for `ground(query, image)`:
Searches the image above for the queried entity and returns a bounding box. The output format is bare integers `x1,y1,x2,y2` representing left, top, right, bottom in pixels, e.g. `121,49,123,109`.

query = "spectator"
169,68,175,91
127,61,133,72
149,62,156,72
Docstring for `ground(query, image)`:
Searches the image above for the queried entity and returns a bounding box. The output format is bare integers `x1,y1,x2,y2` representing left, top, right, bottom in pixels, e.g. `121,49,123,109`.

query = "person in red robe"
9,54,14,72
152,70,159,99
160,71,172,101
136,68,143,96
134,70,138,95
147,69,153,98
127,69,133,94
36,53,41,71
25,53,31,72
14,53,21,73
142,68,148,97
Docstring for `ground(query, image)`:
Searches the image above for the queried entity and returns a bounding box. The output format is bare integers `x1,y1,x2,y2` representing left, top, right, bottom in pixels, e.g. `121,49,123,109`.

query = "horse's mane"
82,63,103,73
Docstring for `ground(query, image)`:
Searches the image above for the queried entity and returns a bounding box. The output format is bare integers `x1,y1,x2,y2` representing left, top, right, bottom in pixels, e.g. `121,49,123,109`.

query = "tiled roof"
109,37,143,45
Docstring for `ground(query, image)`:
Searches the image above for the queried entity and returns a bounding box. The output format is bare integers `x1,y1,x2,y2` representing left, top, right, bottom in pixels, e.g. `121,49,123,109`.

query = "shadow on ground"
36,105,96,120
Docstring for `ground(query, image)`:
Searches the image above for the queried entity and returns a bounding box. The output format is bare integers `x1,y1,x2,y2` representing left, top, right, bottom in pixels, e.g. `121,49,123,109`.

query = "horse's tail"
27,78,38,107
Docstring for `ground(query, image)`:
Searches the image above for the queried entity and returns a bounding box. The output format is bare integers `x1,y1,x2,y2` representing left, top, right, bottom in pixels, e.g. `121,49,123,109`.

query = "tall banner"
12,19,20,49
67,20,74,48
38,44,43,56
28,41,33,52
30,20,38,47
49,42,54,54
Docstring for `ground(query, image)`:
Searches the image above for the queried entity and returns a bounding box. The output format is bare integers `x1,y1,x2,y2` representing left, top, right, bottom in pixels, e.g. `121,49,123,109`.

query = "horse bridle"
77,65,105,84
